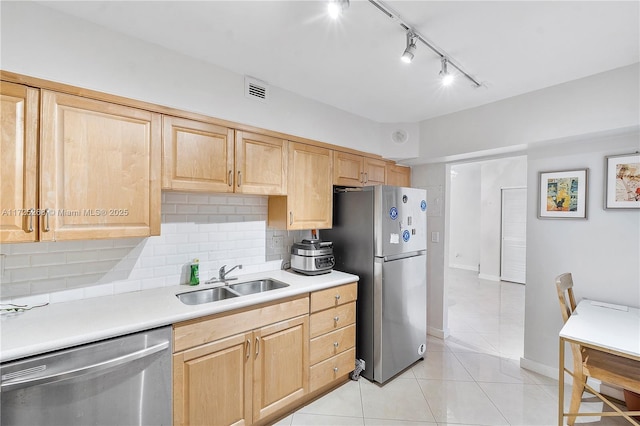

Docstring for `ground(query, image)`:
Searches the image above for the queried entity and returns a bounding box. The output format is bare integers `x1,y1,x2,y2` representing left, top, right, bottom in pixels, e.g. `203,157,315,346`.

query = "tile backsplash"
0,192,301,305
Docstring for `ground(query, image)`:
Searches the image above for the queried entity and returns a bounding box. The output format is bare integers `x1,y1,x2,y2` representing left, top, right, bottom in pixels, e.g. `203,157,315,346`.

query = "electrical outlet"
271,235,284,249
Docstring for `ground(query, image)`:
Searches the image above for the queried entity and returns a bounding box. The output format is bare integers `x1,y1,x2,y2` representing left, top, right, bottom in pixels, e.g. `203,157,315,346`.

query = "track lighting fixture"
401,31,417,64
439,57,455,86
369,0,481,87
327,0,349,19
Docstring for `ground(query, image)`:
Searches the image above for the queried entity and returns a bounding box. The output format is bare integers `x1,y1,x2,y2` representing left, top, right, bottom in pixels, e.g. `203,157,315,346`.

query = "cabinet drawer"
310,282,357,313
174,295,309,352
309,347,356,393
310,324,355,365
309,302,356,339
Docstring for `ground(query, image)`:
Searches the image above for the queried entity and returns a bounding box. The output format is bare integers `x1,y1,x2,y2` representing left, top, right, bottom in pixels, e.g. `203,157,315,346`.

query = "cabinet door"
253,315,309,422
235,131,287,195
174,332,252,426
286,142,333,229
162,116,234,192
40,90,161,240
387,164,411,187
0,82,39,242
364,157,387,186
333,151,363,187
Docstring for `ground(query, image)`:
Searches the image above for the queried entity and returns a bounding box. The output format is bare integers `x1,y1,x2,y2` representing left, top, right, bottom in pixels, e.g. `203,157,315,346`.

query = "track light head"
401,31,417,63
439,57,455,86
328,0,349,19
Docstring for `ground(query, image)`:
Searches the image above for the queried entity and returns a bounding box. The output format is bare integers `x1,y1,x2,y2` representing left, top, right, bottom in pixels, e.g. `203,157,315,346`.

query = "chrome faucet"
219,264,242,282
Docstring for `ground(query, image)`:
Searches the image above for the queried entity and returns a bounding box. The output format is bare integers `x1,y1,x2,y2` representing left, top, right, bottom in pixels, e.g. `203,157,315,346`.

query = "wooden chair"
556,272,640,425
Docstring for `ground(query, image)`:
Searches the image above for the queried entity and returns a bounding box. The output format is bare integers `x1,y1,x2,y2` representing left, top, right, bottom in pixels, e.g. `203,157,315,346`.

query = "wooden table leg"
559,337,565,426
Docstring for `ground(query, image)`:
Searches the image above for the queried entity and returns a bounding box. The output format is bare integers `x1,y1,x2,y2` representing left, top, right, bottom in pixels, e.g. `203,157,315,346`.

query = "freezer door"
375,186,427,257
373,254,427,383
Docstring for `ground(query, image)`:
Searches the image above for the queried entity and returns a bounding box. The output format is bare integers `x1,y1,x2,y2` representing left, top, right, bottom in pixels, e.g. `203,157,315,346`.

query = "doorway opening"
444,155,527,359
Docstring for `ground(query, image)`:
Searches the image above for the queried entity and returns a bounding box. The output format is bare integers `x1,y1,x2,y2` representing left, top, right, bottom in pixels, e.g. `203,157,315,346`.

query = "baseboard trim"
427,327,450,339
519,357,558,381
478,273,500,281
449,264,479,272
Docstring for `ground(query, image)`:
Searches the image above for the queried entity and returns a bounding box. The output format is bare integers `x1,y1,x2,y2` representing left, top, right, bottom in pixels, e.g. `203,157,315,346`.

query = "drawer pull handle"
228,170,233,187
334,342,339,348
334,316,339,322
333,367,339,373
237,170,242,187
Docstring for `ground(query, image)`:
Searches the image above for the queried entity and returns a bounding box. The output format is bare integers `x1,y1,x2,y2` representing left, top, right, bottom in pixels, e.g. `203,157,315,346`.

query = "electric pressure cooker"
290,239,335,275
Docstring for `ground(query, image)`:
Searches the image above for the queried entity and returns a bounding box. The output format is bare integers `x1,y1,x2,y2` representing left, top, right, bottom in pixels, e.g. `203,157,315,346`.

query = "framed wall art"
605,153,640,209
538,169,588,219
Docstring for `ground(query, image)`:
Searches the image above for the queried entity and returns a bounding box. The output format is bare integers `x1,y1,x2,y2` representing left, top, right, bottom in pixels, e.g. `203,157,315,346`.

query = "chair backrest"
555,273,586,375
556,272,577,324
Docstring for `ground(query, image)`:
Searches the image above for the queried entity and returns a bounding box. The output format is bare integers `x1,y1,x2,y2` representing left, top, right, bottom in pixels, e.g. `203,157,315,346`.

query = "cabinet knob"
333,342,339,348
333,367,339,373
334,316,339,322
335,294,341,301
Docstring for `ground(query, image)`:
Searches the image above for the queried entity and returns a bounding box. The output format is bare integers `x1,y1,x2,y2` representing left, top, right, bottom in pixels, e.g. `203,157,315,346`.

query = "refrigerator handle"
381,250,426,262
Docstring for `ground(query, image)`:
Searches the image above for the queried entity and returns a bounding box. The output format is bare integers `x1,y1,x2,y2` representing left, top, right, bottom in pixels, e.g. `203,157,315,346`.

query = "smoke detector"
391,129,409,144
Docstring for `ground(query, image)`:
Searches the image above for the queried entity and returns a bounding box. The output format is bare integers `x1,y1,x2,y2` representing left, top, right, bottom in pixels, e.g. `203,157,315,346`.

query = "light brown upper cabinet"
39,90,161,241
0,82,39,243
162,116,234,192
235,131,287,195
386,163,411,187
269,142,332,230
333,151,386,187
163,116,287,195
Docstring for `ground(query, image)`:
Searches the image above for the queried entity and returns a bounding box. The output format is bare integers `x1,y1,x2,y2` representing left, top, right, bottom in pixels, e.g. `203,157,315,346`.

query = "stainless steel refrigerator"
321,185,427,384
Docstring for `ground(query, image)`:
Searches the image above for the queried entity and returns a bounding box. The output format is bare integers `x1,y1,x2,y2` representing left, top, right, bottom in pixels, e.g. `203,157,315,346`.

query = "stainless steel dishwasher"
1,326,172,426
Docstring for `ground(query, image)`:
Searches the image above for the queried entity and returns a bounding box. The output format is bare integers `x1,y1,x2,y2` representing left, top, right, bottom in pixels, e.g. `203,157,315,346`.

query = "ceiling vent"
244,76,269,103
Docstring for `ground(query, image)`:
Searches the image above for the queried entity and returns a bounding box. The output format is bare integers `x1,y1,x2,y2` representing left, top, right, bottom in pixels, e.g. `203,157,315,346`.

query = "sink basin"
176,279,289,305
227,279,289,295
177,287,238,305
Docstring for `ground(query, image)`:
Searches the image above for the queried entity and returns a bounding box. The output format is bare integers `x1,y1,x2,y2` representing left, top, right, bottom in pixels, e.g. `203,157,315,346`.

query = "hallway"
275,269,628,425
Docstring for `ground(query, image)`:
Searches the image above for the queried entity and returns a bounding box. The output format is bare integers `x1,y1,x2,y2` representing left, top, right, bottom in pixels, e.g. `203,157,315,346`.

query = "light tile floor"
275,268,630,426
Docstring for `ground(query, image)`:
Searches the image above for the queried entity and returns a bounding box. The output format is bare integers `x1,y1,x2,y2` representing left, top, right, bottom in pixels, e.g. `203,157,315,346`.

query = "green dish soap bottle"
190,258,199,285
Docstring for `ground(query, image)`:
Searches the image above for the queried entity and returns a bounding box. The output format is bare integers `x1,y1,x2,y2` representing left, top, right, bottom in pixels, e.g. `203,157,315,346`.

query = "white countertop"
560,299,640,358
0,269,359,363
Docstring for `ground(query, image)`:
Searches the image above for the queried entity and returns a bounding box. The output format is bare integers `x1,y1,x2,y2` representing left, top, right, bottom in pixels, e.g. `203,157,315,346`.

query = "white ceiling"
37,1,639,123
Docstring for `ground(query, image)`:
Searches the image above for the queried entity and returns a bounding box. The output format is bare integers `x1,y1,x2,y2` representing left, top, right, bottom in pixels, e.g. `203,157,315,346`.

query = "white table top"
559,299,640,359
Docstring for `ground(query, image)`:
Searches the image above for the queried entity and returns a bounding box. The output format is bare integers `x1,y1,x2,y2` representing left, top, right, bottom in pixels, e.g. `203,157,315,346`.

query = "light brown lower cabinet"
308,283,357,392
173,283,357,426
173,296,309,426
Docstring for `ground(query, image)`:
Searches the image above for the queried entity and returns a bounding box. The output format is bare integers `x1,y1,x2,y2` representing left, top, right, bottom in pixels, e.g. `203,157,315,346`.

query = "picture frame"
605,153,640,209
538,169,588,219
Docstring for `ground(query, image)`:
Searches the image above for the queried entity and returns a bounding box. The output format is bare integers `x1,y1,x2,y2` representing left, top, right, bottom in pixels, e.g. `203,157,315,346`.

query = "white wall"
417,63,640,163
523,132,640,373
412,164,448,338
448,163,481,271
448,156,528,277
0,1,389,157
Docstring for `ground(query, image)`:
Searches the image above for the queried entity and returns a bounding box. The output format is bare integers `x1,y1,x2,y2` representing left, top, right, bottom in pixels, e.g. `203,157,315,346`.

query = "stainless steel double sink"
177,279,289,305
